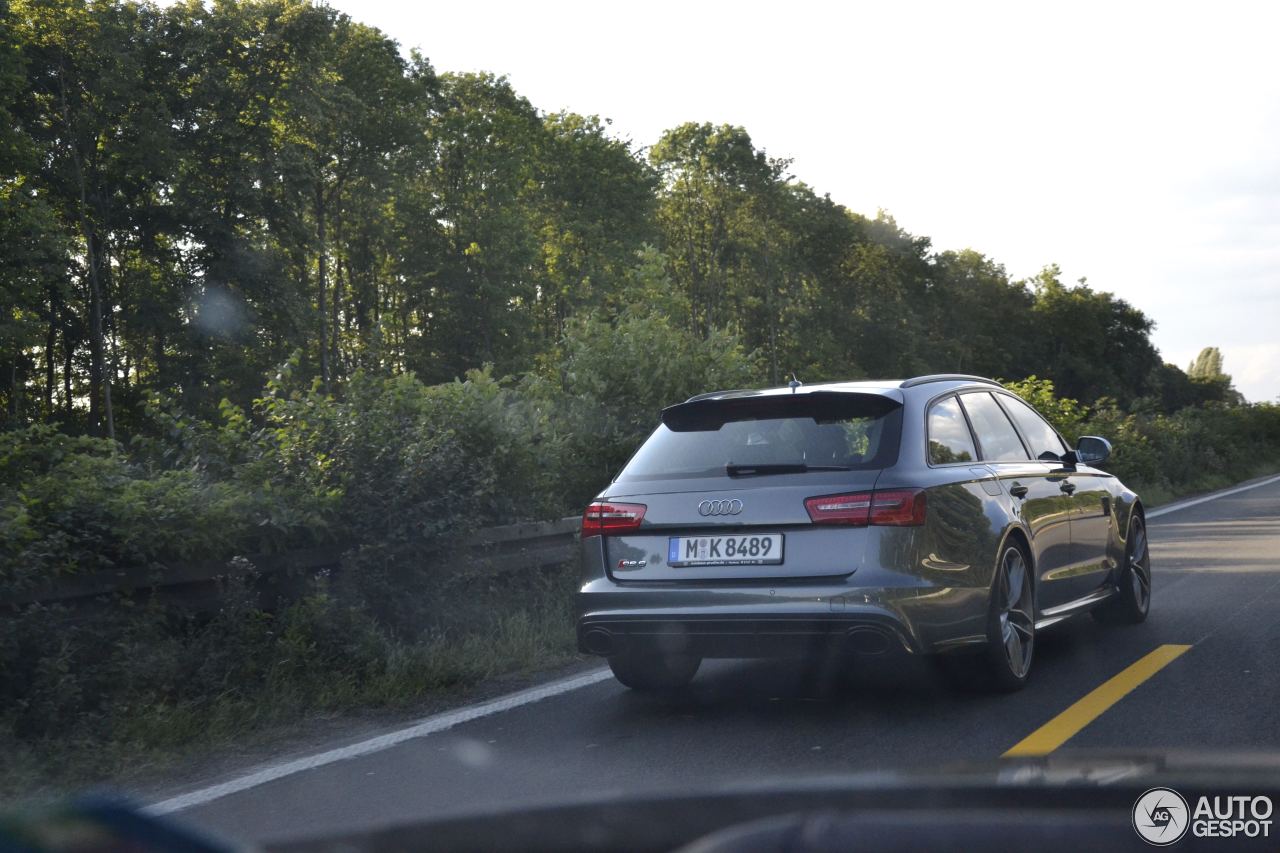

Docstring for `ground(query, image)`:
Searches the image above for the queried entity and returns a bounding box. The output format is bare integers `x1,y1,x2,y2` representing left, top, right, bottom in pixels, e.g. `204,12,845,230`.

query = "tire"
1092,514,1151,625
608,649,700,692
979,539,1036,692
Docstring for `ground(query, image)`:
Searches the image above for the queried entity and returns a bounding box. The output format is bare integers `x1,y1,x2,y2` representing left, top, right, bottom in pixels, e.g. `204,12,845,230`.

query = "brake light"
805,492,872,525
869,489,927,526
805,489,927,526
581,501,647,536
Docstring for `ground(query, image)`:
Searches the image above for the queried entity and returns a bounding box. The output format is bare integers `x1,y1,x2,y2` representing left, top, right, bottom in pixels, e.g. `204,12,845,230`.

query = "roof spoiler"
661,390,902,432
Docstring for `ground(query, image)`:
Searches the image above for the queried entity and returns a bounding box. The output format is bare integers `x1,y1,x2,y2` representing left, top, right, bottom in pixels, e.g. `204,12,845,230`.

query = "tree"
650,122,790,340
0,0,65,426
925,249,1033,378
534,112,657,339
409,72,546,380
1188,346,1225,381
1185,346,1242,405
14,0,179,438
1026,266,1161,403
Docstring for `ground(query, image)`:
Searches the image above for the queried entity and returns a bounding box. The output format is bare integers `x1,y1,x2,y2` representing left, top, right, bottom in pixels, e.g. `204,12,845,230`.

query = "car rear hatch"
587,389,906,582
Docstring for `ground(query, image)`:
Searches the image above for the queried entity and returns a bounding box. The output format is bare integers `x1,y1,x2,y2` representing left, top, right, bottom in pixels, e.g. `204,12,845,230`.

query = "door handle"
1060,482,1076,495
1009,483,1029,498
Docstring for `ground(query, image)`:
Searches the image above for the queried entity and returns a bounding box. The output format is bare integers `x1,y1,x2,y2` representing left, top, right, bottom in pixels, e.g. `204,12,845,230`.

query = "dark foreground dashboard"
270,752,1280,853
6,753,1279,852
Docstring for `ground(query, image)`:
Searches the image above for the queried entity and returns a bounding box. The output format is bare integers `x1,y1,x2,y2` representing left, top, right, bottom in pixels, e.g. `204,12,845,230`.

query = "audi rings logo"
698,499,743,516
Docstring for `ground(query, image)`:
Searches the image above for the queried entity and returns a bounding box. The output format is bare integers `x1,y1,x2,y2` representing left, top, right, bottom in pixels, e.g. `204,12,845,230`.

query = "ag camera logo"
1133,787,1189,845
1132,787,1274,844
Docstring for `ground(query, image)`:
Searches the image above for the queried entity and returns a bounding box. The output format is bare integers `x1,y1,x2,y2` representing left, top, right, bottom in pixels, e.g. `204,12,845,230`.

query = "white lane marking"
146,667,612,815
1146,473,1280,519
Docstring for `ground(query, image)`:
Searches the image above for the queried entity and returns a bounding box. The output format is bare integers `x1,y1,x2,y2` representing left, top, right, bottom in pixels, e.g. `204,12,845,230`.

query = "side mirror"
1075,435,1112,466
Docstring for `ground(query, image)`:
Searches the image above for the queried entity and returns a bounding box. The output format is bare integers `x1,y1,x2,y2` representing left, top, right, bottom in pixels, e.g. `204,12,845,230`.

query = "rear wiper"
725,463,852,477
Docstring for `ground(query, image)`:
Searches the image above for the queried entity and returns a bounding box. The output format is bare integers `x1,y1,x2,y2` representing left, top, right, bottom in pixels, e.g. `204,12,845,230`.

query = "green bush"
1002,377,1280,500
999,376,1088,440
253,364,544,543
526,309,762,510
0,425,267,590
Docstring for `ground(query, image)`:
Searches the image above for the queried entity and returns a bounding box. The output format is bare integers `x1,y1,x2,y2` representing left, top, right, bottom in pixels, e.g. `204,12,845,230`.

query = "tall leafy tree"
1188,346,1225,381
0,0,64,425
1027,265,1161,402
926,249,1033,378
650,122,789,339
535,112,657,339
14,0,179,437
413,73,545,380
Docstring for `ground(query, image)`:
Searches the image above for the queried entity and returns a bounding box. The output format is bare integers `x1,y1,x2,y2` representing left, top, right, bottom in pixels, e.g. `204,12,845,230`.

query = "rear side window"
960,392,1030,462
1000,394,1069,461
927,396,977,464
617,393,903,481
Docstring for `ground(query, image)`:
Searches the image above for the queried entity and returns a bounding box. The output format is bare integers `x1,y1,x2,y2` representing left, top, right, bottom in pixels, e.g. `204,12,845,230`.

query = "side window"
960,393,1030,462
927,396,977,464
1000,395,1070,461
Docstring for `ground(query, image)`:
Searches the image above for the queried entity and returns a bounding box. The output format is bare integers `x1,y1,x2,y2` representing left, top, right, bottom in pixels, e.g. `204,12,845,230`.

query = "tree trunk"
86,229,114,440
60,71,113,440
44,314,56,416
764,236,778,386
315,189,330,387
330,245,340,377
9,363,18,421
62,331,72,419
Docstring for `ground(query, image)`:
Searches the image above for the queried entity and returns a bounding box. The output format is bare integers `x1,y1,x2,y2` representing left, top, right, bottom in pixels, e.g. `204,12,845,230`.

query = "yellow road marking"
1003,644,1192,757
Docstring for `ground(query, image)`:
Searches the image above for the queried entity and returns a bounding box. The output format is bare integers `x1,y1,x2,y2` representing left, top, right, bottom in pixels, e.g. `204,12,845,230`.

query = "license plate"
667,534,784,567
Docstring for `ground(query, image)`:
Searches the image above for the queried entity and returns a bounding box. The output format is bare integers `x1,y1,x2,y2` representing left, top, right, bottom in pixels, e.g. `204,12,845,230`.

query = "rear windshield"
616,393,903,481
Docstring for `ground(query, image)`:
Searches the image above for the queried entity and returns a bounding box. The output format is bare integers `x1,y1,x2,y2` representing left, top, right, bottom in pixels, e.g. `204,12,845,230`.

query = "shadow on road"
610,618,1116,722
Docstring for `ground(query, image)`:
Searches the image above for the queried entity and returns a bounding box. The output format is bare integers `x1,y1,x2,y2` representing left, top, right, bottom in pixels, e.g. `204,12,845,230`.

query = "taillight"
805,489,926,526
868,488,927,526
805,492,872,525
581,501,647,537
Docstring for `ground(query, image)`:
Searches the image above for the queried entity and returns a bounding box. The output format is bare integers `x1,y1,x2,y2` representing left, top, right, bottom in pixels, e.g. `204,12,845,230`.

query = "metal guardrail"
13,516,582,615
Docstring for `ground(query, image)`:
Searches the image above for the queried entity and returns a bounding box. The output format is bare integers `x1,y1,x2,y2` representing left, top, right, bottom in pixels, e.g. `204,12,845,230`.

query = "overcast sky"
330,0,1280,402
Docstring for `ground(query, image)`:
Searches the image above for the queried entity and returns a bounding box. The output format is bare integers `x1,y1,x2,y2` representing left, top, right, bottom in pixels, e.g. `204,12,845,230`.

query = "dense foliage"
1,0,1253,440
1001,378,1280,505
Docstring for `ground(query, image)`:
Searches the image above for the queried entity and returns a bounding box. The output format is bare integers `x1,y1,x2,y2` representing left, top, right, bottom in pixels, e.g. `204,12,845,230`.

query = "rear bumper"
575,579,990,658
577,613,912,658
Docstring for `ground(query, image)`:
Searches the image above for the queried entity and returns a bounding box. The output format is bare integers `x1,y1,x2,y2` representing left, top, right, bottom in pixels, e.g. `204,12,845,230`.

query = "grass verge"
0,561,582,805
1135,463,1280,510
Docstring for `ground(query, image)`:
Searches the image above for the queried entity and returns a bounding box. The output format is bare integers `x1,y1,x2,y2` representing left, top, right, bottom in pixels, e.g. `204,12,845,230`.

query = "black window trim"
991,390,1071,462
959,390,1033,463
925,392,983,468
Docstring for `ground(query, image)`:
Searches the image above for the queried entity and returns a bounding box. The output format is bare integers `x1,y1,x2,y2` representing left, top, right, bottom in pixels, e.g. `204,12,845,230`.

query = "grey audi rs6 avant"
576,374,1151,692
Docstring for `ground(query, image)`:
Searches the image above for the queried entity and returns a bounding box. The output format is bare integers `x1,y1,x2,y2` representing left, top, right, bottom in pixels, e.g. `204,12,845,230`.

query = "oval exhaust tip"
845,627,891,655
582,628,615,656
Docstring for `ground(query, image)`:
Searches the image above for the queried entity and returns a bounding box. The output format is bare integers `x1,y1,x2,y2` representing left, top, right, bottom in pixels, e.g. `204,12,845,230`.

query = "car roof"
684,374,1001,403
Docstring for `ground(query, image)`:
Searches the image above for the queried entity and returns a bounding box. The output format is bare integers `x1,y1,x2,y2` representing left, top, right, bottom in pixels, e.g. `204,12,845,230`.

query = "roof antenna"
788,372,803,394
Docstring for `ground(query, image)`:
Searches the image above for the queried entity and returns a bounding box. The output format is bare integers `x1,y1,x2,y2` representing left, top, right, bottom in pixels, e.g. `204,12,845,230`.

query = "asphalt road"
167,475,1280,846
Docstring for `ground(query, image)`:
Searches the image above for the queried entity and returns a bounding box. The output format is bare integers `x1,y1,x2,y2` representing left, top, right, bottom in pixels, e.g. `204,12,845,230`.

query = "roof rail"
683,388,757,403
899,374,1001,389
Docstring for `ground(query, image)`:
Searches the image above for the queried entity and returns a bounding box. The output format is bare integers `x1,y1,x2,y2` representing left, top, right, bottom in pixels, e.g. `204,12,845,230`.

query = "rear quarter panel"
873,466,1010,592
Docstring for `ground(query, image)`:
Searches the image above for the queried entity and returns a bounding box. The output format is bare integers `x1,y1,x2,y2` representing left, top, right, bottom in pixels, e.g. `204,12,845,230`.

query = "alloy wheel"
1129,519,1151,613
998,545,1035,678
